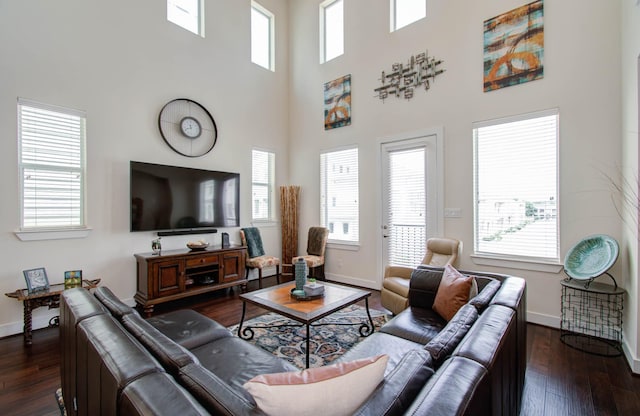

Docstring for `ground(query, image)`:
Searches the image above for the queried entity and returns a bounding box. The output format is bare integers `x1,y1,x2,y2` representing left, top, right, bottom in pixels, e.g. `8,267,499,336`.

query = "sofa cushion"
122,312,199,375
243,355,388,416
379,307,446,344
120,372,210,416
408,267,443,309
433,265,473,321
178,363,262,416
148,309,233,349
424,304,478,367
94,286,136,321
336,332,423,374
352,350,435,416
469,278,501,313
191,336,298,390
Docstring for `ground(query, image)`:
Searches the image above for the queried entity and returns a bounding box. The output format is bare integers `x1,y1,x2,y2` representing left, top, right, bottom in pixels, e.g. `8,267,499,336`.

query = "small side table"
5,278,100,346
560,278,624,356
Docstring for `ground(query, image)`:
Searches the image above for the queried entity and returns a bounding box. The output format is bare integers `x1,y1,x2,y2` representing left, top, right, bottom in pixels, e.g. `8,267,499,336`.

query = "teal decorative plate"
564,234,619,280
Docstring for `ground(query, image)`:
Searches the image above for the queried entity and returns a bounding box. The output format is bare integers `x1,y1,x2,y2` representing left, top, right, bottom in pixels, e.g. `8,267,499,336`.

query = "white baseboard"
325,272,380,290
0,308,59,339
622,339,640,374
527,311,560,329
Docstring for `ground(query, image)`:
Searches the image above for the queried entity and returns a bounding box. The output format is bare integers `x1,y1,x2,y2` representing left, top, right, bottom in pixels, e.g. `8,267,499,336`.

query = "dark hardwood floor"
1,276,639,416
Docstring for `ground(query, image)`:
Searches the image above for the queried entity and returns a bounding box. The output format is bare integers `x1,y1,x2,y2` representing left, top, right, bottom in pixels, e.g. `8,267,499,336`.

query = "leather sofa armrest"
384,265,413,279
120,372,209,416
353,349,435,416
178,363,266,416
404,356,487,416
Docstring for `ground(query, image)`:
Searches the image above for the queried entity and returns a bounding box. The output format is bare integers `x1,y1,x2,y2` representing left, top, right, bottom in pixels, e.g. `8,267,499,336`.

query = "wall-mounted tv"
130,161,239,234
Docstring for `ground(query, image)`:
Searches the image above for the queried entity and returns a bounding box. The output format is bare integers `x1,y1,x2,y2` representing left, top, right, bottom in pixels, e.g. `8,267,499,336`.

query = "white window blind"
18,99,86,230
321,147,359,243
251,2,274,71
473,109,559,261
320,0,344,63
167,0,203,36
252,149,275,221
387,147,426,267
392,0,426,32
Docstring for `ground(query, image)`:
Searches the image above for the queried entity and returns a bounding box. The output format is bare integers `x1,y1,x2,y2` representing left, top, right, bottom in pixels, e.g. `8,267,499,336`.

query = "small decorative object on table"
64,270,82,289
292,258,308,297
303,281,325,297
187,240,209,251
151,237,162,255
23,267,49,294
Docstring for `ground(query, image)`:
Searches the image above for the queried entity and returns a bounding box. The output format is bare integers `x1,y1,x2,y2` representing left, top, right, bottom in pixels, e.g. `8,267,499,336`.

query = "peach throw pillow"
433,265,473,321
243,354,388,416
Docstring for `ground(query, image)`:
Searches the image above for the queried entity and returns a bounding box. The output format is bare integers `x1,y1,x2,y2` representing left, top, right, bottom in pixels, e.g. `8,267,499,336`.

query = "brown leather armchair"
381,237,461,315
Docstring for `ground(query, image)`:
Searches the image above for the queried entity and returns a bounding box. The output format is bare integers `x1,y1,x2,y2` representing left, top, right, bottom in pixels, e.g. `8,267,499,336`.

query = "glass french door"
381,135,438,268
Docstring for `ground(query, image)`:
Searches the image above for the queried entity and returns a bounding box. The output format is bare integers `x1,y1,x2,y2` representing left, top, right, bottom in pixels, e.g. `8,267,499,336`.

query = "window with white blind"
252,149,275,221
320,0,344,63
391,0,426,32
321,147,359,244
167,0,203,37
251,2,274,71
473,109,559,262
18,99,87,231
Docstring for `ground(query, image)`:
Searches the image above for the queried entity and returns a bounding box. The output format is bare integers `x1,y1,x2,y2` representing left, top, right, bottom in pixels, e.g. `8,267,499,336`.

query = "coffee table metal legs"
236,299,376,369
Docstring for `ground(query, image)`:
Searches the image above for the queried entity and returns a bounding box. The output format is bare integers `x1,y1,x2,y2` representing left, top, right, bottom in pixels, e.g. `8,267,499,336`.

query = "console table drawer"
186,255,219,268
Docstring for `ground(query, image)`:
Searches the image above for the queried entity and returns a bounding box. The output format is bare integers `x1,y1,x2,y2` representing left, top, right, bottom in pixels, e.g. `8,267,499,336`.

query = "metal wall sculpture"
374,51,445,101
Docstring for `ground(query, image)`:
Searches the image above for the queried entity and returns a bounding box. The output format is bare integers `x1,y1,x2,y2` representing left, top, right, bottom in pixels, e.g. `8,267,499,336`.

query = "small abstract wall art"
324,74,351,130
374,50,445,101
483,0,544,92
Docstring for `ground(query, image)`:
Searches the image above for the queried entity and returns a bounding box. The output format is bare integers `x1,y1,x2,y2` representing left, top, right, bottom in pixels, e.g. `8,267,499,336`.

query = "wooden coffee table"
238,281,375,368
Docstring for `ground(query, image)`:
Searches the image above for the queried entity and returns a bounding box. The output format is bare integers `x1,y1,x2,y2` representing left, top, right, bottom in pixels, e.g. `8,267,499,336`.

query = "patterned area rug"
228,305,388,369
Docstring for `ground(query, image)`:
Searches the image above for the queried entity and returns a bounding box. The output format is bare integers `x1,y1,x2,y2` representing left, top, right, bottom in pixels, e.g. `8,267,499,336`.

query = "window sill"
327,241,360,252
470,253,564,273
250,220,279,227
15,228,93,241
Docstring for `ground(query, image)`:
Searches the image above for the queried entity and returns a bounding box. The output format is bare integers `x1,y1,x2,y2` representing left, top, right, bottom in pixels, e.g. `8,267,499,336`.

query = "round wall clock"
158,98,217,157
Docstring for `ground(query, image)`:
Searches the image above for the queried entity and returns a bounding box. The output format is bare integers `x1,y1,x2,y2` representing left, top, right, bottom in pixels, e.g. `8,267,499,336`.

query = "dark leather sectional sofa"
59,266,526,415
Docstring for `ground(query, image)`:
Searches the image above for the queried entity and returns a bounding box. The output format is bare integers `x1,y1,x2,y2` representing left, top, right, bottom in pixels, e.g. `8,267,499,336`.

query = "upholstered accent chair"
292,227,329,280
381,237,462,315
240,227,280,289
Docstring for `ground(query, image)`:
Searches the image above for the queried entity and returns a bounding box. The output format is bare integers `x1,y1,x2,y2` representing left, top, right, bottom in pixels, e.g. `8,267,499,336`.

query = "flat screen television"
130,161,239,233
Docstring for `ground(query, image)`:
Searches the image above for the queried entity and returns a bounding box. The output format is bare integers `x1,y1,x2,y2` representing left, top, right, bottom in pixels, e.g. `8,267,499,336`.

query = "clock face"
180,116,202,139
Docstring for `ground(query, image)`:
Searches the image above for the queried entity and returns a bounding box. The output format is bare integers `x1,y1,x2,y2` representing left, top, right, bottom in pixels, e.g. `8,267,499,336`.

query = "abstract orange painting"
483,0,544,92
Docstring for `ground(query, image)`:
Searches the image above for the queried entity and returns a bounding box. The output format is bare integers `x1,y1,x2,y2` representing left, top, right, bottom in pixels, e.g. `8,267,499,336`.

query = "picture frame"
64,270,83,289
23,267,50,293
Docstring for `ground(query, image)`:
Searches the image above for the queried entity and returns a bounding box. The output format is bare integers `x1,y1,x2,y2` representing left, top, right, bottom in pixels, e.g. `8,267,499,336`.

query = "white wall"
289,0,624,333
0,0,636,373
0,0,290,336
621,0,640,372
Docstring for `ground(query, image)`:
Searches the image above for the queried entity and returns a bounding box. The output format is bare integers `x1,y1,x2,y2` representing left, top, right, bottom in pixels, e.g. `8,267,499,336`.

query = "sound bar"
157,228,218,237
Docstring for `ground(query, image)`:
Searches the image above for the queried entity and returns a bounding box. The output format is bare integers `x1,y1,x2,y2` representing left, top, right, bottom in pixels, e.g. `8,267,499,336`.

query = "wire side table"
560,279,624,357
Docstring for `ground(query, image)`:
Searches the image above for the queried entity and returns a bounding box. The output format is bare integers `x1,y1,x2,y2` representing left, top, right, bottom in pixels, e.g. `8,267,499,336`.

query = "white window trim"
15,98,91,241
319,0,344,64
472,108,560,267
251,1,275,71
